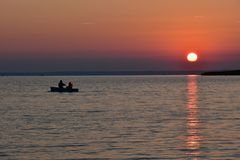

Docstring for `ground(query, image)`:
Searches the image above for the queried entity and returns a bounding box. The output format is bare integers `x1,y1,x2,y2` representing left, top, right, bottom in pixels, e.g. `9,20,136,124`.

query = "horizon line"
0,70,227,76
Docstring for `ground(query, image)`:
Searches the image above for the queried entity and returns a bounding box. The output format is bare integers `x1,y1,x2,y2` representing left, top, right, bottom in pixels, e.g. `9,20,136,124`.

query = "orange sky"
0,0,239,71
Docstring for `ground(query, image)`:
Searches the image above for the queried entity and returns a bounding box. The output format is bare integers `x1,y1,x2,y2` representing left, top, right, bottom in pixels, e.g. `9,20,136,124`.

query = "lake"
0,75,239,159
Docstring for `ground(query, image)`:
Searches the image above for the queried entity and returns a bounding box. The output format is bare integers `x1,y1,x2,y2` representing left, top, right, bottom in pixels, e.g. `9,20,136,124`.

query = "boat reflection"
186,75,201,158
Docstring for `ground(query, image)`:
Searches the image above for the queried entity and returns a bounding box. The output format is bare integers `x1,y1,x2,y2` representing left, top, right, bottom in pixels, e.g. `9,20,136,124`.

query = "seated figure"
58,80,66,89
66,82,73,89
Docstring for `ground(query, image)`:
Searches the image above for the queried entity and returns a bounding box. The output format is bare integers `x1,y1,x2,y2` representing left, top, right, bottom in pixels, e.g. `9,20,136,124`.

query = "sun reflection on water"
186,75,201,158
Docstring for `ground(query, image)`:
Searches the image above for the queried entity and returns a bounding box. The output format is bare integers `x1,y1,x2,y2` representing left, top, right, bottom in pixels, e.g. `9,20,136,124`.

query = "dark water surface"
0,76,239,159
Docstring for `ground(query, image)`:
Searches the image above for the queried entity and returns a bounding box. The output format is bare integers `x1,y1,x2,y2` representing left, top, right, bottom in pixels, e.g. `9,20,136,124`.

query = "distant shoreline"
0,71,203,76
202,70,240,76
1,70,240,76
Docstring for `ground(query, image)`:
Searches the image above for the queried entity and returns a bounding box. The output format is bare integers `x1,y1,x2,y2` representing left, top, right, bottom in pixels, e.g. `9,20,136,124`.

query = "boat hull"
50,87,79,92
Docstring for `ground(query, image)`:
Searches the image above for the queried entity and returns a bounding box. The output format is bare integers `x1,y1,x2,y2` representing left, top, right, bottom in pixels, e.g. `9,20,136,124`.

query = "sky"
0,0,239,72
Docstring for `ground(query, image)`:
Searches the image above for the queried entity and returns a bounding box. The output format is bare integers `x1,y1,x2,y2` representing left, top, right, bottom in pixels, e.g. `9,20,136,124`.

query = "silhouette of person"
58,80,66,89
66,82,73,89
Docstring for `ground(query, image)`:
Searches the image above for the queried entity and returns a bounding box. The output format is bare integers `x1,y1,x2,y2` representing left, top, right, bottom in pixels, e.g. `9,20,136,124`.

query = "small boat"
50,87,79,93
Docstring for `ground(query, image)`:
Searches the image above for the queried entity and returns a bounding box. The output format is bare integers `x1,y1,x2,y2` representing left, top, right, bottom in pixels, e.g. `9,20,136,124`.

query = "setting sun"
187,53,198,62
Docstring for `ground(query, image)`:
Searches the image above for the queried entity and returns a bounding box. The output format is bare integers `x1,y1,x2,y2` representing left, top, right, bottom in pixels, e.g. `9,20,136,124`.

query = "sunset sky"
0,0,239,72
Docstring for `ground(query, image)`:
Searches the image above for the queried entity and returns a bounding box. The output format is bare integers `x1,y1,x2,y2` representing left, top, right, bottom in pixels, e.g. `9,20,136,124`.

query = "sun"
187,52,198,62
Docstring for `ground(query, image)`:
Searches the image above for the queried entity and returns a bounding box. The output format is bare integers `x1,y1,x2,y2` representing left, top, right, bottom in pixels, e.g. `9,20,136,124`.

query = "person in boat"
66,82,73,89
58,80,66,89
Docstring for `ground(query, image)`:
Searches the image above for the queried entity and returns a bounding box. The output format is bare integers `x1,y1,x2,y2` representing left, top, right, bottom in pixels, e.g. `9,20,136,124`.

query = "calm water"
0,76,239,159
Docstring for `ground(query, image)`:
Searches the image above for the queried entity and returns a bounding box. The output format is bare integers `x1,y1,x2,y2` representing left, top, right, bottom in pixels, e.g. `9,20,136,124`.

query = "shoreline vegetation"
0,70,240,76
